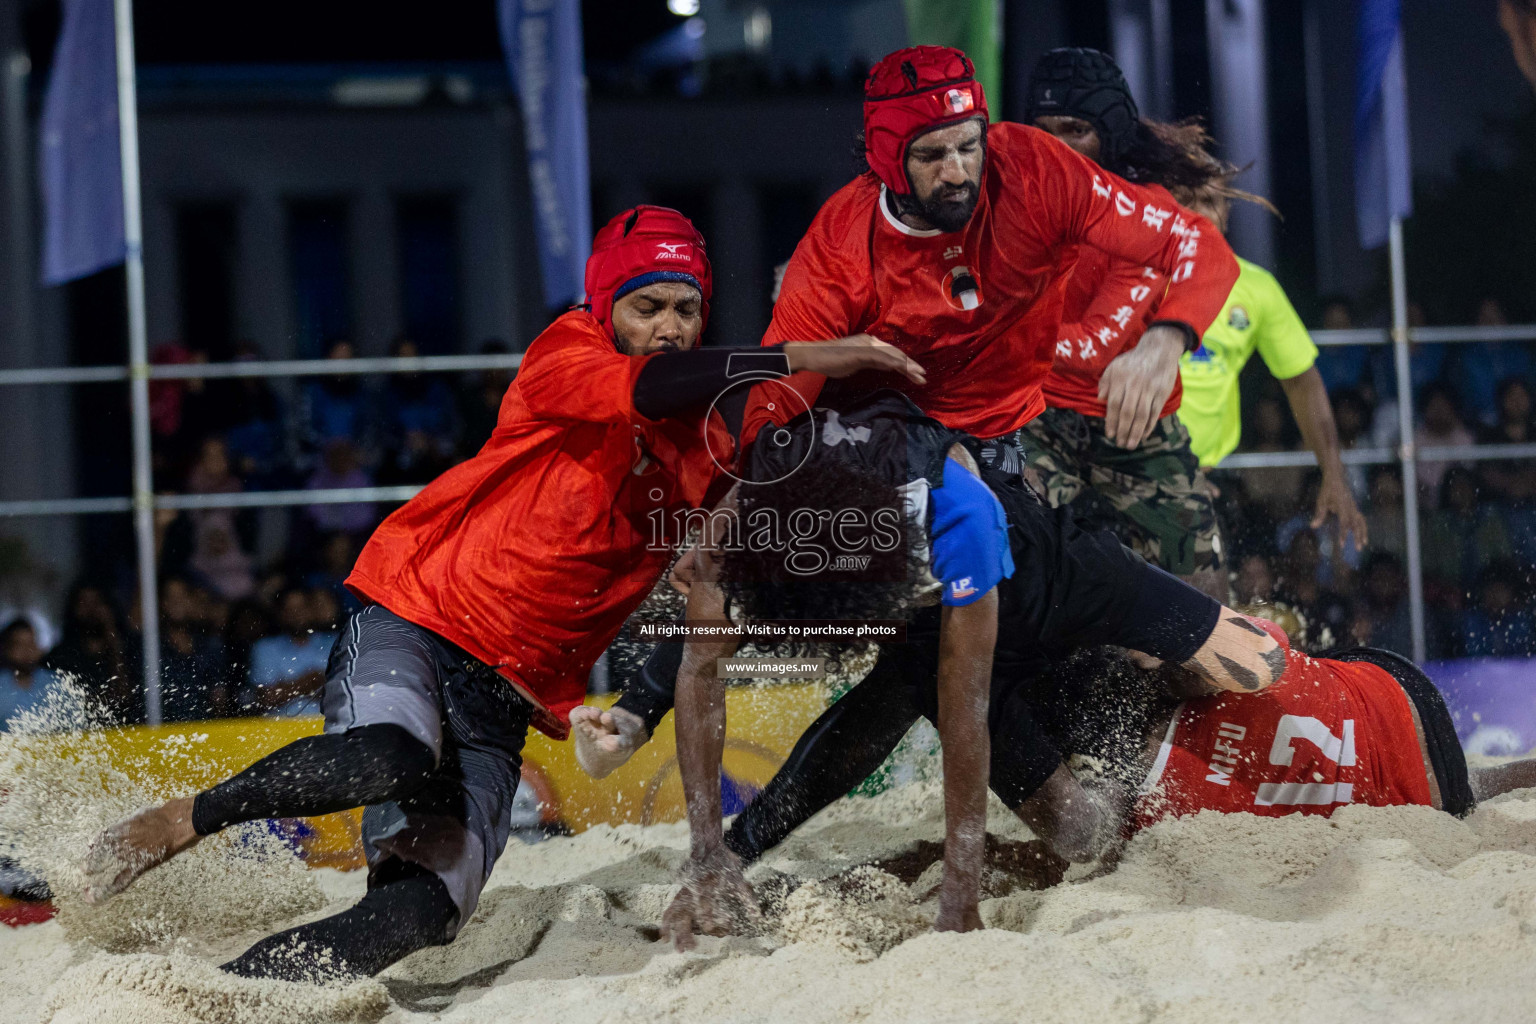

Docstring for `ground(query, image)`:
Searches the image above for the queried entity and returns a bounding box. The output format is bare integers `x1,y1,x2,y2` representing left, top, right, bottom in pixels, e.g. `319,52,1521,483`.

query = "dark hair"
1331,388,1367,414
1478,558,1526,593
719,458,928,672
1318,293,1354,315
1440,465,1481,507
1496,375,1531,409
1361,551,1404,578
1110,118,1279,219
0,617,33,644
1418,380,1459,412
273,585,311,611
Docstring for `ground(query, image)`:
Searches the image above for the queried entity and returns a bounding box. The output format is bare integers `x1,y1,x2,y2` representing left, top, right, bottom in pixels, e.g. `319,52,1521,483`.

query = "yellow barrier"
78,682,831,870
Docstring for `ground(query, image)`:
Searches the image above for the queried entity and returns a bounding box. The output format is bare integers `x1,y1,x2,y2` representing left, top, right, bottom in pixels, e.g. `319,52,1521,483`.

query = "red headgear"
863,46,989,197
583,205,712,338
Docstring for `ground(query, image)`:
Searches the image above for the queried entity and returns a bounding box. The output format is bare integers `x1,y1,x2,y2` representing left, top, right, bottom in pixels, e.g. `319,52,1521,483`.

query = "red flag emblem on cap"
944,88,975,114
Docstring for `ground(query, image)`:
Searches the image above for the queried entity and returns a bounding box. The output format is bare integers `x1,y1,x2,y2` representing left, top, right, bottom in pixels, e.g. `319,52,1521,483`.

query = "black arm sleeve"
613,637,685,736
632,345,791,421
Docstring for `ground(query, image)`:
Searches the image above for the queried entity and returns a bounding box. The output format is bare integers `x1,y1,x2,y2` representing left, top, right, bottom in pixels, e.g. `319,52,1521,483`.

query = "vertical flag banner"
499,0,592,309
39,0,126,286
904,0,1000,120
1355,0,1412,250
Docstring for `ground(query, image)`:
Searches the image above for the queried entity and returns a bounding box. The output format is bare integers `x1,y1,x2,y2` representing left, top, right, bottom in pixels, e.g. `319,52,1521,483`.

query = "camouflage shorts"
1020,408,1224,578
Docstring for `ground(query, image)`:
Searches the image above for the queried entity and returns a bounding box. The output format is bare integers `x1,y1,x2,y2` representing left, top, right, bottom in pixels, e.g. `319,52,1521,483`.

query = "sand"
5,686,1536,1024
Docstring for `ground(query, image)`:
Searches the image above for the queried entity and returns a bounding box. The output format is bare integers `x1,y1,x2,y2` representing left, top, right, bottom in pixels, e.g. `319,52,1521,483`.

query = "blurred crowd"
1221,294,1536,658
0,333,515,730
3,297,1536,730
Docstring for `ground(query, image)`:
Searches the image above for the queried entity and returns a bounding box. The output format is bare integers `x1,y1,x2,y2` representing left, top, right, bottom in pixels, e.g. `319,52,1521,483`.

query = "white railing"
2,328,1533,710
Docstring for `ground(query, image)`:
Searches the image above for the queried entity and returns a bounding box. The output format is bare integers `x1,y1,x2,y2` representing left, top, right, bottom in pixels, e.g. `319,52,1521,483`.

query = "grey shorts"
321,604,532,935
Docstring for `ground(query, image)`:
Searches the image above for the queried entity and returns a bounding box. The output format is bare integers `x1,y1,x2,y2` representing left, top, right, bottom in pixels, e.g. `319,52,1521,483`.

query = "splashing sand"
5,688,1536,1024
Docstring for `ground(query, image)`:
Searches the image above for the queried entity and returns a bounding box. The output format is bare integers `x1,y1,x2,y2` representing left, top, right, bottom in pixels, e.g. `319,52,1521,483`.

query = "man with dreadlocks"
572,40,1241,809
1026,48,1366,571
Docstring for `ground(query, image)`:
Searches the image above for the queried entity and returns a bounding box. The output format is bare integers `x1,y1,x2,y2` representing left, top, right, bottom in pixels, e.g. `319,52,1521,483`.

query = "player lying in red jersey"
746,44,1239,450
1006,619,1536,866
78,206,920,982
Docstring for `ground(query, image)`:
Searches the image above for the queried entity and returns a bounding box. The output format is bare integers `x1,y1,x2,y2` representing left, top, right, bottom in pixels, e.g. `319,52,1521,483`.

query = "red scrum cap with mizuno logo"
583,205,713,338
863,45,989,197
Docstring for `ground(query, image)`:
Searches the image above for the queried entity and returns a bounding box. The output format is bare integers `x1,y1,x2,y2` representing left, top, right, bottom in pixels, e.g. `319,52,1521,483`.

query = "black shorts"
322,605,533,934
1323,645,1476,817
979,464,1221,680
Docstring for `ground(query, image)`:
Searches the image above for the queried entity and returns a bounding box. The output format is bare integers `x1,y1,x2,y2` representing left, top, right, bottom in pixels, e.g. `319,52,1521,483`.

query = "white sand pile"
5,700,1536,1024
37,954,388,1024
0,682,324,955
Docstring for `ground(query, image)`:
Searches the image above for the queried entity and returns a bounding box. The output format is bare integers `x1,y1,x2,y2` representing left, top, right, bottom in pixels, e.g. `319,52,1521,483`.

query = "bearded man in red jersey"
77,206,919,982
744,44,1239,461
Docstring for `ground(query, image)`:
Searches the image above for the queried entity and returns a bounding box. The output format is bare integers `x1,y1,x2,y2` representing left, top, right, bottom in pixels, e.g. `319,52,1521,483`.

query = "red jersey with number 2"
1132,619,1432,828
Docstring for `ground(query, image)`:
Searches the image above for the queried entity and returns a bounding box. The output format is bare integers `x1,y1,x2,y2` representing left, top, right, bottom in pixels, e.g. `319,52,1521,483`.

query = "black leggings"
191,723,436,835
223,864,457,982
192,723,457,979
618,554,1220,865
720,648,1070,865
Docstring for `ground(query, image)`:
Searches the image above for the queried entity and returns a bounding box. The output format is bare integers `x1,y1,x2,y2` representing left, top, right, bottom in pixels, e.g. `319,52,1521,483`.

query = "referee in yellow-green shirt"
1178,248,1368,548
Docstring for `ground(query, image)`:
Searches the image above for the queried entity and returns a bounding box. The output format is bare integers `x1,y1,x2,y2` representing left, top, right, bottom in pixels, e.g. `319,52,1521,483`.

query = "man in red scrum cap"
749,45,1239,461
78,206,920,981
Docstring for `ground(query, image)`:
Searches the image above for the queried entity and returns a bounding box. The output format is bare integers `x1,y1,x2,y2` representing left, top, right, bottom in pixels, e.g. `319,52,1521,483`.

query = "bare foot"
82,796,201,904
571,705,648,779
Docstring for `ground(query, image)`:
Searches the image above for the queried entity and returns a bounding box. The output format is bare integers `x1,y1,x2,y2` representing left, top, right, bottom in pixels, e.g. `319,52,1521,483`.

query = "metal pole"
1388,217,1425,662
113,0,160,723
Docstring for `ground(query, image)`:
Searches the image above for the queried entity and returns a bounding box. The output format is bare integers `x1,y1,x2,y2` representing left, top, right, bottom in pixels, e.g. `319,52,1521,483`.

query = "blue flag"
498,0,592,309
1355,0,1412,250
39,0,125,286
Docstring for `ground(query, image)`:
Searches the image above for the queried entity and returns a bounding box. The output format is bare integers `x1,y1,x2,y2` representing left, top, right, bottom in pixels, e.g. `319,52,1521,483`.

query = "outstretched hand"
1098,325,1185,449
784,334,926,385
570,705,648,779
1313,472,1369,551
660,846,762,952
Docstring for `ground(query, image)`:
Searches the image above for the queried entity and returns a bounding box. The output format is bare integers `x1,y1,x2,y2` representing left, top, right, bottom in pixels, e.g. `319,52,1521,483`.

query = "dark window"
590,182,624,232
759,183,820,323
1170,0,1213,124
647,186,712,252
286,200,352,358
175,201,237,358
395,196,462,354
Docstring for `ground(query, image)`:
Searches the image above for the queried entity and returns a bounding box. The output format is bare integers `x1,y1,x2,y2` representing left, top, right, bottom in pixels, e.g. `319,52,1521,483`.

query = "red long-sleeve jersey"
347,312,726,738
747,123,1238,442
1043,239,1182,420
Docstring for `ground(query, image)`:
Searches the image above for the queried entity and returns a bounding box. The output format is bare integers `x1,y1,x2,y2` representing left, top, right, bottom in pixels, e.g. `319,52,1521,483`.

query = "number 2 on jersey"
1254,715,1356,808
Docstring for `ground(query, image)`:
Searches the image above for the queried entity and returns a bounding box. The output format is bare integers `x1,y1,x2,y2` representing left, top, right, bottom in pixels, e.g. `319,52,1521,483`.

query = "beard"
612,327,680,357
895,179,980,233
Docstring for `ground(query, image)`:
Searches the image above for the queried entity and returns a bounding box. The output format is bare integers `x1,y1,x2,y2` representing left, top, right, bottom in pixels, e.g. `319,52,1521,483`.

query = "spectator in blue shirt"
379,336,459,485
0,618,63,731
217,340,289,488
1451,298,1531,428
299,339,377,464
1463,562,1535,657
243,588,335,717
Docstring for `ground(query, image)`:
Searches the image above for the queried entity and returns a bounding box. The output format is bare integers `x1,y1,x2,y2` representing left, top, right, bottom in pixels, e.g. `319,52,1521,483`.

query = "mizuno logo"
655,242,692,261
